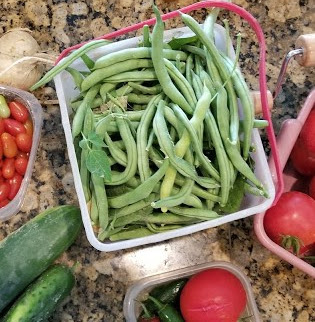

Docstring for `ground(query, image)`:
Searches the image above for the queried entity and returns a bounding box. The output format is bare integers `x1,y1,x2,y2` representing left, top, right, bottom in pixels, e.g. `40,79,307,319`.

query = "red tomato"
0,140,3,160
1,132,18,158
180,268,247,322
138,317,160,322
9,101,29,123
24,118,33,137
16,151,29,159
15,133,32,153
264,191,315,256
2,158,15,179
15,157,28,176
0,118,5,135
300,109,315,156
3,118,26,136
0,198,10,208
0,181,10,202
309,177,315,200
8,173,23,200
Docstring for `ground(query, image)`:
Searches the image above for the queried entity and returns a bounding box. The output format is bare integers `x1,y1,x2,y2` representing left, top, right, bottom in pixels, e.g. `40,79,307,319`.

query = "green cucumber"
0,205,82,312
2,264,75,322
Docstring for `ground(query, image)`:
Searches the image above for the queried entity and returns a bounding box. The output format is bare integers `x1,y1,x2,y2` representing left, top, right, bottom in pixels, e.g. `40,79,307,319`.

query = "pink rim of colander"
56,0,284,205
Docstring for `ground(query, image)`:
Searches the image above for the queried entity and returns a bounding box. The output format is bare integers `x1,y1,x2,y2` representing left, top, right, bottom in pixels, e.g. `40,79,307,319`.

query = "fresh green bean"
128,82,162,94
169,206,220,221
66,67,84,90
182,45,206,59
90,189,99,225
113,206,154,228
143,25,151,47
71,97,103,111
185,53,194,85
105,69,157,83
81,53,95,70
104,131,127,167
127,93,155,104
109,227,154,241
146,223,182,233
146,129,155,151
191,70,203,99
138,213,199,225
100,83,117,101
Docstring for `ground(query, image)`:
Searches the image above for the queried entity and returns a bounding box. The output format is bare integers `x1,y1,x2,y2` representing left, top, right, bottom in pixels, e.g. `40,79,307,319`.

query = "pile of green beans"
60,6,269,242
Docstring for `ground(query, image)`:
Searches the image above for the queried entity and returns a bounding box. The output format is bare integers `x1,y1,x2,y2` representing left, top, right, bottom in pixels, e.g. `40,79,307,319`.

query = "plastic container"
0,85,43,221
254,89,315,278
54,20,275,251
123,261,261,322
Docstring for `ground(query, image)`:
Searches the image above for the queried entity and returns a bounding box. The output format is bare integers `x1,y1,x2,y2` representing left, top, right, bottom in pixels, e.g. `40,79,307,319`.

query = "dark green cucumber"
0,205,82,312
2,264,75,322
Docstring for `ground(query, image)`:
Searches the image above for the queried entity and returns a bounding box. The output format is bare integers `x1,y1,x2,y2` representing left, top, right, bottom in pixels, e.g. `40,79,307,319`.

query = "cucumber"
0,205,82,312
2,264,75,322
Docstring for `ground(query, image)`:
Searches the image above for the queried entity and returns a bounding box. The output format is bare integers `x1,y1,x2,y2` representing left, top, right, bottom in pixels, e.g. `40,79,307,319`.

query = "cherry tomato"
15,133,32,153
0,181,10,202
24,118,33,137
2,158,15,179
309,177,315,200
1,132,18,158
0,140,3,160
8,101,29,123
3,118,26,136
8,173,23,200
16,151,29,159
180,268,247,322
0,198,9,208
0,118,5,135
300,109,315,156
15,156,28,176
264,191,315,256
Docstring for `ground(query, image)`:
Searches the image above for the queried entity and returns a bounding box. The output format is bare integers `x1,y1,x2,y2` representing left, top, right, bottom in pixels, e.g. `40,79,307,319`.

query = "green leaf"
168,35,198,50
79,138,89,150
87,132,107,147
86,150,111,180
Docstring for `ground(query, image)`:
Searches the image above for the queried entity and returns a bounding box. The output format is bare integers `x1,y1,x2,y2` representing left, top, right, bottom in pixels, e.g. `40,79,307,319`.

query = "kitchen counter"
0,0,314,321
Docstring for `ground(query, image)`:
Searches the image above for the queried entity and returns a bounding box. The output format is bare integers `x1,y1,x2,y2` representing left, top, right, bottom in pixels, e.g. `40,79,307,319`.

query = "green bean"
169,206,220,221
72,84,101,138
113,206,154,228
146,223,182,233
181,12,239,144
185,53,194,85
81,53,95,70
98,227,125,241
127,93,156,104
31,39,110,90
93,47,187,69
138,213,199,225
109,227,154,241
244,182,268,197
71,97,103,111
143,25,151,47
125,110,145,121
164,58,197,108
137,94,163,182
108,158,169,208
90,189,99,225
82,59,154,91
204,8,220,41
105,69,157,83
182,45,206,59
104,131,127,167
194,55,203,76
191,70,203,99
66,67,84,90
100,83,117,101
152,6,193,114
128,82,162,94
164,106,184,136
199,70,216,97
106,184,133,197
146,129,155,151
112,83,135,98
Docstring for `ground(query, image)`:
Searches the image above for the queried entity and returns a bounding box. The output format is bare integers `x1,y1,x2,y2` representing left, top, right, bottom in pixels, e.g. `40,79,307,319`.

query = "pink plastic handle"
56,0,284,204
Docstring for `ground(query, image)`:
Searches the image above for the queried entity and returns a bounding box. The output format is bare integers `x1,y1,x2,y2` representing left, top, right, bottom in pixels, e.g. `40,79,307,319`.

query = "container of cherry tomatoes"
0,84,42,221
123,261,260,322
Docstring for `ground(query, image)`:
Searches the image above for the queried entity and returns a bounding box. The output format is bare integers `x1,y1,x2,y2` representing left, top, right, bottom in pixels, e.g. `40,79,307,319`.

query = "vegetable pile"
264,106,315,265
32,6,268,242
0,96,33,207
137,268,248,322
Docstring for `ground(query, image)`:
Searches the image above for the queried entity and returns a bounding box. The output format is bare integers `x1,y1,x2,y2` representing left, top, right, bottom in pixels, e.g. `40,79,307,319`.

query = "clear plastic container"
54,23,275,252
0,85,43,222
254,89,315,278
123,261,261,322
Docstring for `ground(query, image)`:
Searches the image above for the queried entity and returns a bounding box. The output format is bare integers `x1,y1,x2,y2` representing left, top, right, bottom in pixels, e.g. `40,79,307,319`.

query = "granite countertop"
1,0,315,321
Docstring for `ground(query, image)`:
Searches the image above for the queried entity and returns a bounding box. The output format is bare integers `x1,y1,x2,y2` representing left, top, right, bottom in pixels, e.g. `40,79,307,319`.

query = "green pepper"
0,95,10,118
148,296,184,322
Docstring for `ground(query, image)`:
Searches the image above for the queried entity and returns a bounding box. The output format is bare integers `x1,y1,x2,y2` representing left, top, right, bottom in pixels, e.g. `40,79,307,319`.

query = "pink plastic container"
254,89,315,278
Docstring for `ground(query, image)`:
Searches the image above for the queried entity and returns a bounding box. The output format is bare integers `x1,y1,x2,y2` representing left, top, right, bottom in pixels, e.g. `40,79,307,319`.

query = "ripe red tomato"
8,101,29,123
0,118,5,135
3,118,26,136
8,173,23,200
300,109,315,156
138,317,160,322
264,191,315,256
2,158,15,179
309,177,315,200
15,133,32,153
16,151,29,159
0,181,10,202
0,198,9,208
1,132,18,158
15,157,28,176
24,118,33,137
180,268,247,322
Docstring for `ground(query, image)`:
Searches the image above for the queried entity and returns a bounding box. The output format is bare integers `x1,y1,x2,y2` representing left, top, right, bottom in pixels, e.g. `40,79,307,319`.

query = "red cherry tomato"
264,191,315,256
0,118,5,135
2,158,15,179
0,198,10,208
0,181,10,202
15,157,28,176
8,173,23,200
16,151,29,159
180,268,247,322
309,177,315,200
3,118,26,136
15,133,32,153
8,101,29,123
0,140,3,160
300,109,315,156
24,118,33,137
1,132,18,158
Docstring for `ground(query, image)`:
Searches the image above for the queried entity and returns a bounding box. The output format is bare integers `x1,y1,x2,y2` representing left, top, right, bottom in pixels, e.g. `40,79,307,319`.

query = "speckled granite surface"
0,0,315,321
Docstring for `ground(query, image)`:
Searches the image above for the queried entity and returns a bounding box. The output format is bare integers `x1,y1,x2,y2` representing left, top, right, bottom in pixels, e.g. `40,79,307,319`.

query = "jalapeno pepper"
148,296,184,322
